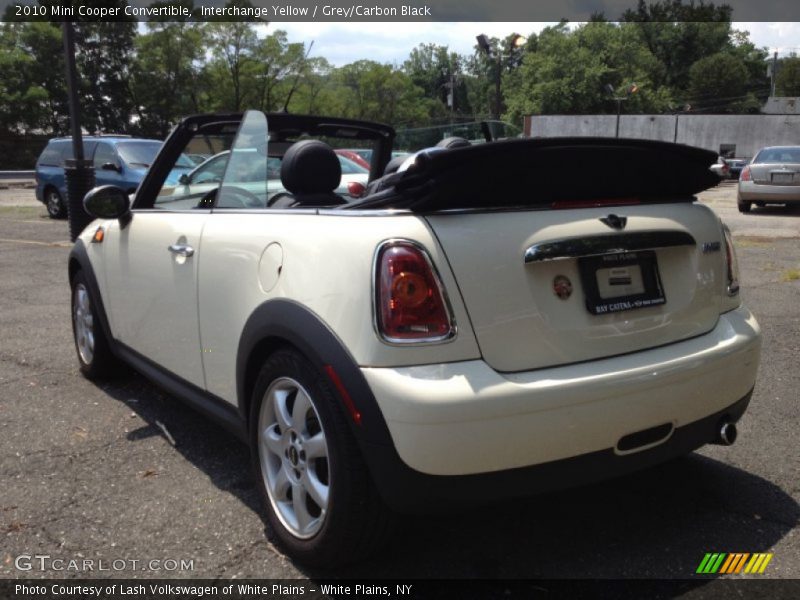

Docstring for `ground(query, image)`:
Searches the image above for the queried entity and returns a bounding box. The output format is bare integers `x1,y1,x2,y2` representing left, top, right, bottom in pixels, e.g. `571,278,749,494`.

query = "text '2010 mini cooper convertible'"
69,111,761,565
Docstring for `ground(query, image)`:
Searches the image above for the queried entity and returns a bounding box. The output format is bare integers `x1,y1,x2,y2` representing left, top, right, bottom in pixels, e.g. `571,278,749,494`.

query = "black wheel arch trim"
68,241,116,357
236,299,393,448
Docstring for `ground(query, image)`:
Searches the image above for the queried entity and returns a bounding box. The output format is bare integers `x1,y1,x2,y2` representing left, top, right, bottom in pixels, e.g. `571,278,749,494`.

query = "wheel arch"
237,299,392,448
68,241,116,354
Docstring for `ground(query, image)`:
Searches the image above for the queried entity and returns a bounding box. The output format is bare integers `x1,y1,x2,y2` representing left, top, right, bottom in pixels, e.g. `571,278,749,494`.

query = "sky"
261,21,800,66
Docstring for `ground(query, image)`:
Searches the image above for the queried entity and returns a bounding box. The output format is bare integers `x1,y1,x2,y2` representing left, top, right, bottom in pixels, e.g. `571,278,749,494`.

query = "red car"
334,149,371,170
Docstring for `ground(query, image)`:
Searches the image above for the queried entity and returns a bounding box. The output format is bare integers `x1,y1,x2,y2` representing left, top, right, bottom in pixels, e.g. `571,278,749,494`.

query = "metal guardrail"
0,171,35,180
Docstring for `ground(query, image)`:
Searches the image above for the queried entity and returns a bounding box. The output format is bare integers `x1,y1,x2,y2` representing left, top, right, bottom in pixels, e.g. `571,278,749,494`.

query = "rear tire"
737,201,752,213
250,348,393,566
45,188,66,219
71,271,122,379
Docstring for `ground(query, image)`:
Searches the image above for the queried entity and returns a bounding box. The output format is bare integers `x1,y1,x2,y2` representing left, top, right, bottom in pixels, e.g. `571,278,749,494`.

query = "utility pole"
770,51,779,97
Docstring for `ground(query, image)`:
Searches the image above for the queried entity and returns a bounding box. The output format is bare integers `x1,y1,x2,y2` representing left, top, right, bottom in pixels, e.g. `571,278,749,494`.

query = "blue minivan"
35,136,192,218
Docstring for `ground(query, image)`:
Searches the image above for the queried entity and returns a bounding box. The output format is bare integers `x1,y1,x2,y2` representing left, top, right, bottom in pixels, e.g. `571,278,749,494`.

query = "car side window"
93,143,117,170
38,144,63,166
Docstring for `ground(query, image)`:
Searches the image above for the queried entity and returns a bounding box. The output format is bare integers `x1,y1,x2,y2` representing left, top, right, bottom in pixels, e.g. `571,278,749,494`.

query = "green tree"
621,0,734,91
0,21,68,134
776,57,800,96
204,21,259,111
686,52,750,112
503,22,672,123
332,60,430,126
130,21,206,137
251,30,306,112
403,43,465,118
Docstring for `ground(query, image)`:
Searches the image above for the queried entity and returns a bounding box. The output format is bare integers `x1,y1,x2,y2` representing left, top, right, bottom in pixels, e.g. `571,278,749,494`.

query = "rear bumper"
738,181,800,202
360,305,760,510
363,390,752,513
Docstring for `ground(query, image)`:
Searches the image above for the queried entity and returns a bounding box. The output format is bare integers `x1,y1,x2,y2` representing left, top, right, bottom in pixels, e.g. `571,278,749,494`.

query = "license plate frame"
771,172,794,183
578,251,666,315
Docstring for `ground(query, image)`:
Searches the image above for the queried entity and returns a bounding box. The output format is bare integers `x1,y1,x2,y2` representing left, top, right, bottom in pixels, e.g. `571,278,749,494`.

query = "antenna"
282,40,314,113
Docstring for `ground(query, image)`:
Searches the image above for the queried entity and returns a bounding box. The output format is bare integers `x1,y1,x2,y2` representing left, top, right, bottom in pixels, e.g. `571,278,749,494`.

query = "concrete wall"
524,114,800,158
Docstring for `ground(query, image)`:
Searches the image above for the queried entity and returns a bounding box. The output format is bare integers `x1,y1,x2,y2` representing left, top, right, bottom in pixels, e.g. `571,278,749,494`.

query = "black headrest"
281,140,341,194
383,155,407,175
436,137,471,149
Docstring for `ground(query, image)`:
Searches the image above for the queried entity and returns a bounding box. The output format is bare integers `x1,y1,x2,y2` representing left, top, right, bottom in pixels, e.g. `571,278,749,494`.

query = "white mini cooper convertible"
69,111,761,565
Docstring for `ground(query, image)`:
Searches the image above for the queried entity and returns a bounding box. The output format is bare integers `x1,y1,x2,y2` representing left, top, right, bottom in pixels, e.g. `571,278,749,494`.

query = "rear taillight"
740,166,751,181
374,241,455,343
722,224,740,296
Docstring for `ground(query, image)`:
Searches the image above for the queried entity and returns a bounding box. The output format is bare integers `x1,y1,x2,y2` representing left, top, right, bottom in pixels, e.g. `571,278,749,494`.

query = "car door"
103,210,208,388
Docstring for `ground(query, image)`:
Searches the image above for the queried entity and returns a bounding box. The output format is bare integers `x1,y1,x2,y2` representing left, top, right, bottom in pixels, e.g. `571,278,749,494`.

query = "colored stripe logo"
696,552,773,574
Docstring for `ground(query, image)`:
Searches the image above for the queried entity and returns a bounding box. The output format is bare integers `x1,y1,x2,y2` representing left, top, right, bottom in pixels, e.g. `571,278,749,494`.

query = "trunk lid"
748,163,800,185
426,203,727,372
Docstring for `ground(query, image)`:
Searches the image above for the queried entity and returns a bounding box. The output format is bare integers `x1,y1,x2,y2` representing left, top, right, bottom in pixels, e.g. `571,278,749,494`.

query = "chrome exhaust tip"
715,422,737,446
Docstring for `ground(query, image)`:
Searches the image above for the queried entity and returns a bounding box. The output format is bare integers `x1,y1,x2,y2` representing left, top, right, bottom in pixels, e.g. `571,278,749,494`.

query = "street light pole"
62,22,95,242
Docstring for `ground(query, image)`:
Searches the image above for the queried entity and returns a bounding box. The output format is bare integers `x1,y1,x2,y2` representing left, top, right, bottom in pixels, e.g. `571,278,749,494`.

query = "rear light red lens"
740,166,751,181
375,242,454,342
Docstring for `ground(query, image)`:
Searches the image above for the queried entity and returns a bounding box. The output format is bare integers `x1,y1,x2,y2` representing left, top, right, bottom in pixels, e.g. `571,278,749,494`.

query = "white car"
69,111,761,565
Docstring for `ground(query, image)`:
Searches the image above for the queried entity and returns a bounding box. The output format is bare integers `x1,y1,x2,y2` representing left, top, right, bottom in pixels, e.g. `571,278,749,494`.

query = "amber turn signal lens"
91,227,104,243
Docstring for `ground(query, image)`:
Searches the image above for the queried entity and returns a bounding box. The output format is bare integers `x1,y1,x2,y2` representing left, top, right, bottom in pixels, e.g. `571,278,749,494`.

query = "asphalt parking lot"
0,183,798,588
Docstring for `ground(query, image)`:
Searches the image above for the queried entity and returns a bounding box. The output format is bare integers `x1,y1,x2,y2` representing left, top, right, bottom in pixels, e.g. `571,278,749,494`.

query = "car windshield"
116,142,159,168
117,141,194,169
753,148,800,164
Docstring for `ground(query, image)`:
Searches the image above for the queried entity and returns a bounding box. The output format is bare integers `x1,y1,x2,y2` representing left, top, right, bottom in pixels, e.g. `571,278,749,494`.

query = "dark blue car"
35,136,192,218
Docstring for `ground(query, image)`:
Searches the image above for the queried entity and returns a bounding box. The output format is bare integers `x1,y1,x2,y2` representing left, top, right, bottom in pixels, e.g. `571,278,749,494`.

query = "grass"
735,237,773,248
780,269,800,282
0,205,47,219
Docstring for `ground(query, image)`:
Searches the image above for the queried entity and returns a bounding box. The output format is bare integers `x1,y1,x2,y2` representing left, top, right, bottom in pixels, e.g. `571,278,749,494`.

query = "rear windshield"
753,147,800,164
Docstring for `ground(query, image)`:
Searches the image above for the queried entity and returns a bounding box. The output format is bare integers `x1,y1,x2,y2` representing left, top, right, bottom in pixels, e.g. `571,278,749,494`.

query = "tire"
71,271,122,379
737,201,752,213
250,348,393,566
45,188,67,219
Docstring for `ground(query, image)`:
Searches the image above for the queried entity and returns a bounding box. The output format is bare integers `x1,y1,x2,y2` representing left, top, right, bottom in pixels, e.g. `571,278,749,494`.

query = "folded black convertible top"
350,137,720,212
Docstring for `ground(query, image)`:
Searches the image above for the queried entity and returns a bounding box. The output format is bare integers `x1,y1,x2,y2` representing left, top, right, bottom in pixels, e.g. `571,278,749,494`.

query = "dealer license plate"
578,251,666,315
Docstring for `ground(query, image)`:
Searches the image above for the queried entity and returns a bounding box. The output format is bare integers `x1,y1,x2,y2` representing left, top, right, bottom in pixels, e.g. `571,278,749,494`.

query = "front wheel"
71,271,122,379
250,349,393,566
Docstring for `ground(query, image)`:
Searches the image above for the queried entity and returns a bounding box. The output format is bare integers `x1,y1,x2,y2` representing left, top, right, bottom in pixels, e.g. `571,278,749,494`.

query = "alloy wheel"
258,377,330,539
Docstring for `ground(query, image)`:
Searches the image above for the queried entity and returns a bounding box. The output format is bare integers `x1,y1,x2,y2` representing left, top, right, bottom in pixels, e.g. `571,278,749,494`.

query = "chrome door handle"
168,243,194,258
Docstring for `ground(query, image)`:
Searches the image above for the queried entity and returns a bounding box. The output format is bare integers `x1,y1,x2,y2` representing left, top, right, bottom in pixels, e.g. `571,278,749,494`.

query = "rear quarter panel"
197,211,481,405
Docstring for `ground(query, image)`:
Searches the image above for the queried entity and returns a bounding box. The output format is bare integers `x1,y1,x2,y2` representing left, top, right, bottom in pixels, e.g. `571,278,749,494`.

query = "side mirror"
101,162,121,173
178,173,190,185
83,185,130,219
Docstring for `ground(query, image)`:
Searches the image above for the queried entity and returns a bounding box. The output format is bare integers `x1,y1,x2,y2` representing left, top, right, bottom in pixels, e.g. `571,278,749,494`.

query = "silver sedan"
737,146,800,213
